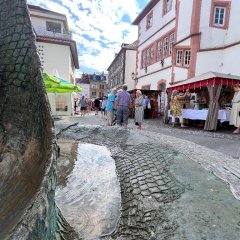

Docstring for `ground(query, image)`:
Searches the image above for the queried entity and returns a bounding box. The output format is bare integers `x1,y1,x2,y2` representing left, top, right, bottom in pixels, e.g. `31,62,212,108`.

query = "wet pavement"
56,141,120,239
55,114,240,239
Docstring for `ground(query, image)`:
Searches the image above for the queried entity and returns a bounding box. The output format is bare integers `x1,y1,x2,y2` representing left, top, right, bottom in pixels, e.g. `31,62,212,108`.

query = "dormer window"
46,21,61,33
146,11,153,30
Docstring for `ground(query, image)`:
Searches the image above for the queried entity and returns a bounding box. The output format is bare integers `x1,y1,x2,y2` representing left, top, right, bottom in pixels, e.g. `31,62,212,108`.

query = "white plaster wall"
226,0,240,44
138,0,176,44
36,42,71,81
195,50,223,75
200,0,240,49
177,38,191,46
136,67,172,90
177,0,192,42
125,50,136,91
222,45,240,76
173,67,188,82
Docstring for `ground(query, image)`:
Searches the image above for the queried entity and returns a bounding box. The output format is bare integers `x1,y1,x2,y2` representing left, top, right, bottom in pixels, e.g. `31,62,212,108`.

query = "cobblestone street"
55,114,240,239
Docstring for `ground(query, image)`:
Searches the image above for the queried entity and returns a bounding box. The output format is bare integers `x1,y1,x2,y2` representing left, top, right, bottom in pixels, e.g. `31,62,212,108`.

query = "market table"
168,109,231,123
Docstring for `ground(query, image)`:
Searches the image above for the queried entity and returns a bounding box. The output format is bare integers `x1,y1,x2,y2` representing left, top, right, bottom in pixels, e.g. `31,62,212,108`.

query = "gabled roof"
132,0,160,25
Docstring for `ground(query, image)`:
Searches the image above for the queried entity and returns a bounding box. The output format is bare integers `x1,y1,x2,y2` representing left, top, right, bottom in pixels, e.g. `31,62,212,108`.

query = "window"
46,21,61,33
150,45,155,64
176,50,183,66
163,0,173,15
92,84,96,89
92,92,96,97
214,7,225,26
157,41,162,61
175,49,191,67
169,33,175,55
210,1,231,29
163,37,168,58
184,50,191,66
146,11,153,30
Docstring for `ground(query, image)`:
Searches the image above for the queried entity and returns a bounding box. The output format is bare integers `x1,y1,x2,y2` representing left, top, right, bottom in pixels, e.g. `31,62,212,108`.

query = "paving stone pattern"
58,126,186,239
110,144,185,240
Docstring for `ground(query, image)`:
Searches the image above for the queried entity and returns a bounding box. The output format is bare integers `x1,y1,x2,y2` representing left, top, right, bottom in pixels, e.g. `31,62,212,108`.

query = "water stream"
55,142,121,239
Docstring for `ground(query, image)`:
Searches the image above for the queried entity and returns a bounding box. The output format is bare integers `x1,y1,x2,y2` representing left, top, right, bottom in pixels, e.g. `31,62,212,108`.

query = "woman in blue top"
106,88,117,126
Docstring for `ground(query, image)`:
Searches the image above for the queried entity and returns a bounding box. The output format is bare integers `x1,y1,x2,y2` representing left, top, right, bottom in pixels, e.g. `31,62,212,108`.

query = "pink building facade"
133,0,240,91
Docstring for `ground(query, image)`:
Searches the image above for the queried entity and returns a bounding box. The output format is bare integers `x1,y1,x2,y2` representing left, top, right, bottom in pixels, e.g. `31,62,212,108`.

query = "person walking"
79,96,87,116
106,88,117,126
94,98,100,115
230,84,240,134
101,97,107,117
116,84,131,128
134,90,144,129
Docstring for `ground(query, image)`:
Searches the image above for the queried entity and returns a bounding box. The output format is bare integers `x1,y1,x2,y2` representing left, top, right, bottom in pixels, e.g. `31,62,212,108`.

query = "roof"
122,40,138,50
107,40,137,71
28,4,66,17
132,0,160,25
76,77,90,84
167,71,240,92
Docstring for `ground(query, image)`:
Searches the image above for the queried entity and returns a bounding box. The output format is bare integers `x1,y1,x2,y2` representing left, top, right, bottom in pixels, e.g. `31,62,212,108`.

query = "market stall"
166,71,240,131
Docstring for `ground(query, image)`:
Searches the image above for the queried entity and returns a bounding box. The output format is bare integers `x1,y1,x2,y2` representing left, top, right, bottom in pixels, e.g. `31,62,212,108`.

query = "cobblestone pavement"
55,115,240,239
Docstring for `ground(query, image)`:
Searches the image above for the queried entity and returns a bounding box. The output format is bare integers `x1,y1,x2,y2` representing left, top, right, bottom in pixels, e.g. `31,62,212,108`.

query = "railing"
33,26,72,41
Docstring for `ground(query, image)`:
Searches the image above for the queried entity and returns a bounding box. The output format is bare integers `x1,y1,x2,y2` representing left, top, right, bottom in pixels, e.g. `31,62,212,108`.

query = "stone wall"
0,0,59,239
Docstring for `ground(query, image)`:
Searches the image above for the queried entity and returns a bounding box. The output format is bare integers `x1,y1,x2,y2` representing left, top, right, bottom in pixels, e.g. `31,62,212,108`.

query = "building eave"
132,0,160,25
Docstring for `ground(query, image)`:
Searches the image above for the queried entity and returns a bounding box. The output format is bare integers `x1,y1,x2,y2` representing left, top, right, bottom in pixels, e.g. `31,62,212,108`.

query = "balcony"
33,26,72,41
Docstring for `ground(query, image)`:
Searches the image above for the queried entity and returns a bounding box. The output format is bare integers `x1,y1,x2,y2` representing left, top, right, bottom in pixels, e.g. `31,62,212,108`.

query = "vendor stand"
166,71,240,131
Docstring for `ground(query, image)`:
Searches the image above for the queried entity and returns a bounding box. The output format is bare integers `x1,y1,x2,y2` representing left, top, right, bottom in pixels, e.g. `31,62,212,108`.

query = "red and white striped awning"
167,72,240,92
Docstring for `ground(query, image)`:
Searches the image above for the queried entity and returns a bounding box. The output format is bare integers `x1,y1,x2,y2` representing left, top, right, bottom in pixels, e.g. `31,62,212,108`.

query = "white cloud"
27,0,144,72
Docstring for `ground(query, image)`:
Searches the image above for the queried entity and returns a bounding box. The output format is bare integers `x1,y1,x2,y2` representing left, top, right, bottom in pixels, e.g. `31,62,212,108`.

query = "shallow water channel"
55,141,121,239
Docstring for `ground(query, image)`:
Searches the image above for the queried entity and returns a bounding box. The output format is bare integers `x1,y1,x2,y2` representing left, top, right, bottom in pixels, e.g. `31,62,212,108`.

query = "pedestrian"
101,97,107,117
94,98,100,115
230,84,240,134
135,90,144,129
143,95,150,119
170,90,188,127
79,96,87,116
106,88,117,126
116,84,131,128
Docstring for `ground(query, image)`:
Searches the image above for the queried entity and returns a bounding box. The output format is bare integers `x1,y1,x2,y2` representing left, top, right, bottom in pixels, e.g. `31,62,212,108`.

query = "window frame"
146,11,153,30
176,50,183,66
183,50,191,67
209,1,231,30
175,48,191,68
163,0,173,16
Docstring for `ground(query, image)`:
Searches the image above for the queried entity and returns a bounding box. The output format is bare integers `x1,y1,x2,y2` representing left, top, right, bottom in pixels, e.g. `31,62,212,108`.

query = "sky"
27,0,150,75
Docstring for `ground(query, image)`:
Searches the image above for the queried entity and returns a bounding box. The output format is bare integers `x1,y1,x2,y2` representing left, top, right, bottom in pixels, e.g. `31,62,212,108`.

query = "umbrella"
43,73,82,93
